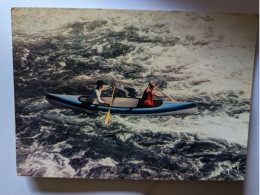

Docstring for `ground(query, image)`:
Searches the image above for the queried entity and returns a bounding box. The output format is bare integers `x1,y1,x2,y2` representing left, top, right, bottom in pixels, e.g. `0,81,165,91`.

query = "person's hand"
112,82,117,87
105,103,111,107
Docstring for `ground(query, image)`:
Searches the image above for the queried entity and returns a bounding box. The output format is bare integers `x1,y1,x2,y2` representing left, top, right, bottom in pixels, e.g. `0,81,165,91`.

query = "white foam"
17,145,76,177
110,113,249,146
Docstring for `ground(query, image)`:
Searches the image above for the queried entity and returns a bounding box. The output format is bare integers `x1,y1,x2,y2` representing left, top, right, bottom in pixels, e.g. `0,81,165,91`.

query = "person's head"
96,80,104,89
149,82,155,90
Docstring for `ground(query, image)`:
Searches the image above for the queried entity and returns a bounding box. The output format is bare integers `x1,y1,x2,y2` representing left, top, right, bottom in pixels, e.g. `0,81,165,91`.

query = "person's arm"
154,93,167,98
96,89,111,106
97,96,105,104
94,89,104,104
150,81,166,98
93,89,106,105
103,82,117,90
102,85,112,90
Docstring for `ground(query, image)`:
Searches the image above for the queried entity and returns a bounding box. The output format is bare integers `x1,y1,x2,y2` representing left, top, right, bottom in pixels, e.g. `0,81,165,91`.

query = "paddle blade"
166,95,175,102
105,110,111,124
170,98,175,102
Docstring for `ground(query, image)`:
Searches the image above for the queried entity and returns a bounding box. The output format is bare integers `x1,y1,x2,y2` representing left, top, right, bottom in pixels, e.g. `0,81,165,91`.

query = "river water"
12,9,257,180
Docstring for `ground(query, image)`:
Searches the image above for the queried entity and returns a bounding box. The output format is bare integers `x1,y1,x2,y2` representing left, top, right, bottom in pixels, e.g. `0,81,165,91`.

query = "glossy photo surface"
12,8,258,180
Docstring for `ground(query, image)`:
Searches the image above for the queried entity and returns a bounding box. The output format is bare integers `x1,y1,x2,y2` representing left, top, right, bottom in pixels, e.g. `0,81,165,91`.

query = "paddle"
105,85,116,124
155,86,175,102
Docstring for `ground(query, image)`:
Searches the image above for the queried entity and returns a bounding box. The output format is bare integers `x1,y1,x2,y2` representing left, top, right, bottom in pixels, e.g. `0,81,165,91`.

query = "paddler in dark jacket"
140,81,166,107
88,80,117,106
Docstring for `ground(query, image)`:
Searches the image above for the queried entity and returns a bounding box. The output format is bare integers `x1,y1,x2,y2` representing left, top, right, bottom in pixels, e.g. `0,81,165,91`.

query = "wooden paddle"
155,86,175,102
105,85,116,124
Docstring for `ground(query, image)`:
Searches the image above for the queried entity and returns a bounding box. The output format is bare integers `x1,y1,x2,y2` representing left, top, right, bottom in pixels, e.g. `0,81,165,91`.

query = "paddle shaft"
105,85,116,124
109,85,116,105
155,86,174,102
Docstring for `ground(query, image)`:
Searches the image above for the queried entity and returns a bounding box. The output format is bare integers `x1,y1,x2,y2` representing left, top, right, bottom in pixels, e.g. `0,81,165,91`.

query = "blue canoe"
46,93,197,115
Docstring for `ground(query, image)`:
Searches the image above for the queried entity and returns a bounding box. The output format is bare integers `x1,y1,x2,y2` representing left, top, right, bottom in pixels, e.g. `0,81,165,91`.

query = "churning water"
12,9,257,180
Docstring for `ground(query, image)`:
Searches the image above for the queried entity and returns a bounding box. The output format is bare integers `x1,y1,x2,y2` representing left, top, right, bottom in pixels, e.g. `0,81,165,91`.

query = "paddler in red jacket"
140,81,166,107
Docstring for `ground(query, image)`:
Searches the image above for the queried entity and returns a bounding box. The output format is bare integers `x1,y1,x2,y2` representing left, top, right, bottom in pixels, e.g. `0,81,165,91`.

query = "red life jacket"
141,89,154,107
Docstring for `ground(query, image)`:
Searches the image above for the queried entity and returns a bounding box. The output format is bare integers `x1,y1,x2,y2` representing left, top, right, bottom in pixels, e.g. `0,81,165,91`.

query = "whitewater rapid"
12,8,257,179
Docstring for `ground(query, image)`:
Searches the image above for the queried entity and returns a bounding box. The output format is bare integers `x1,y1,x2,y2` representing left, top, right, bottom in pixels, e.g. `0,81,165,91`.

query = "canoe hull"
46,94,197,115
